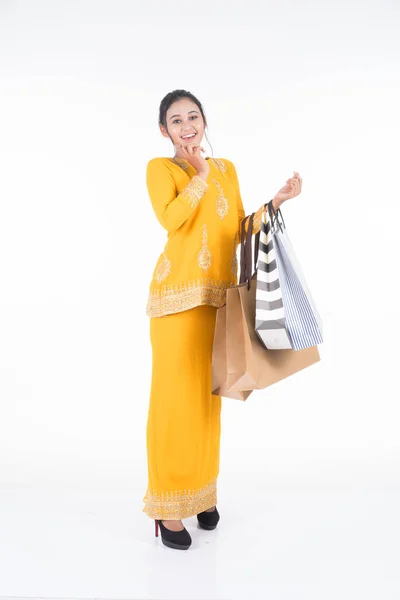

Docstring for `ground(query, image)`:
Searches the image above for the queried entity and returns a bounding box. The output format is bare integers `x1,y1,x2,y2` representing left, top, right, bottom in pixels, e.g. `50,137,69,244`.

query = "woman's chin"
178,137,204,149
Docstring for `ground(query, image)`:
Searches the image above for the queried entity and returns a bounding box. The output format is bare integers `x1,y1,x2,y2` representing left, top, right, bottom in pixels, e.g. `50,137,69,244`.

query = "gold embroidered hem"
146,278,234,317
142,478,217,520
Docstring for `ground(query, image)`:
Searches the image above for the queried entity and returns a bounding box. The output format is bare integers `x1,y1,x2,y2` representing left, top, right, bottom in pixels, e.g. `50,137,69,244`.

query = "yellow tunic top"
146,156,265,317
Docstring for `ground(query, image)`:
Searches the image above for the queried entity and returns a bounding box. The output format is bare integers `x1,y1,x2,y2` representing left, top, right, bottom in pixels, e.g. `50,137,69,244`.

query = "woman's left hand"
273,171,302,207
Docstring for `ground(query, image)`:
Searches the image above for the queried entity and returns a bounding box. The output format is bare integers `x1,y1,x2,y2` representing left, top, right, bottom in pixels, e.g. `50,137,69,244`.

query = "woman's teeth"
181,133,196,139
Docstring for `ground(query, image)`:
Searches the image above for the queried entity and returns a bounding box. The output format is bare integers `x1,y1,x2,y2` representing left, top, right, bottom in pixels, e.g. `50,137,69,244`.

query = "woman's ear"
159,124,169,138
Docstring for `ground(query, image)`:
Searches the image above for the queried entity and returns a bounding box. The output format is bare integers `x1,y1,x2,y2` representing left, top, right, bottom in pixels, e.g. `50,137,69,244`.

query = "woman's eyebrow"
169,110,199,120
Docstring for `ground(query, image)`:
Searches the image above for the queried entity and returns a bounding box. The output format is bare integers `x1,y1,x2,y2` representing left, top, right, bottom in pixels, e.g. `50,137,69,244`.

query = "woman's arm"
146,158,208,233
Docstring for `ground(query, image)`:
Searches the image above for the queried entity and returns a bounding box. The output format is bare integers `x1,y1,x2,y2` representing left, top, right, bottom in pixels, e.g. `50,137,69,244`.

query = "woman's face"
160,97,206,151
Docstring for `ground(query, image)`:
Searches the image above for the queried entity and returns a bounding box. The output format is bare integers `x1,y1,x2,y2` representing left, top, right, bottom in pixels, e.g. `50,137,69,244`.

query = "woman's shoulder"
147,156,173,167
146,157,177,179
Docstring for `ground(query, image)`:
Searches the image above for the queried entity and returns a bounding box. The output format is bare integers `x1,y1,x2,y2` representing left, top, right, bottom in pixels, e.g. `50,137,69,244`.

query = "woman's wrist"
271,197,283,212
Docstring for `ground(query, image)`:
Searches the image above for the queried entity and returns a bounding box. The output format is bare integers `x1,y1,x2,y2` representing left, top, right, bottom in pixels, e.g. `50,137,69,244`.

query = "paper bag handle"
239,201,286,288
239,212,255,289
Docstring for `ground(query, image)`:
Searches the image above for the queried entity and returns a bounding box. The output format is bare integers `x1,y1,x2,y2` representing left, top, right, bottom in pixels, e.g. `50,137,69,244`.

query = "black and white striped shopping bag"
255,207,293,349
255,204,323,351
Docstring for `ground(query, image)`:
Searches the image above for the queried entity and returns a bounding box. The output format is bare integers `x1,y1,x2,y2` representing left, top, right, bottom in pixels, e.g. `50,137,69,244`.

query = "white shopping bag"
255,202,323,351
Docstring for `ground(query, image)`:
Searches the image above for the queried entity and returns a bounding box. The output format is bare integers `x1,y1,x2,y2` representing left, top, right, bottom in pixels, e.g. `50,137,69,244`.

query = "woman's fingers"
287,172,302,197
186,143,200,155
293,172,302,189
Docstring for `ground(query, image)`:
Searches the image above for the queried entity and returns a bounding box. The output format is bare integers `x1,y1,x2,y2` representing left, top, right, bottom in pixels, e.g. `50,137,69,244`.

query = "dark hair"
158,89,214,157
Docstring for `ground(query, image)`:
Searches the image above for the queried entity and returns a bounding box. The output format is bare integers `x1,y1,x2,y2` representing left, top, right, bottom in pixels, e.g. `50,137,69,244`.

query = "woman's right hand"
175,143,210,180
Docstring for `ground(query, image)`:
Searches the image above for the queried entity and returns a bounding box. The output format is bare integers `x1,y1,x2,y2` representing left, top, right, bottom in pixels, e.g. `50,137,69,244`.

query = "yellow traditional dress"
142,156,264,520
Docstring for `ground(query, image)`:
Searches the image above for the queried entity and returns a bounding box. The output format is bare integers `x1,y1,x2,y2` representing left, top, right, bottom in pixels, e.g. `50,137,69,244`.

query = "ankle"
161,519,184,531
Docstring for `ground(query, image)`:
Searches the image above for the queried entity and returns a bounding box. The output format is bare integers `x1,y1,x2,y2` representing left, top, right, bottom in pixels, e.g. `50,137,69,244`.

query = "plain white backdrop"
0,1,399,599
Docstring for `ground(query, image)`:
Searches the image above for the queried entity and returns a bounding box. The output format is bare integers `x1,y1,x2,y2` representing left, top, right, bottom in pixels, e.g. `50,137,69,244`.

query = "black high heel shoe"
197,506,220,530
155,519,192,550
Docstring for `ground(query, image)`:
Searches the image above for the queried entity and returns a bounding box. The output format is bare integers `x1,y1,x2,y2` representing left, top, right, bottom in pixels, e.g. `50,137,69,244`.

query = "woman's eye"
173,115,198,124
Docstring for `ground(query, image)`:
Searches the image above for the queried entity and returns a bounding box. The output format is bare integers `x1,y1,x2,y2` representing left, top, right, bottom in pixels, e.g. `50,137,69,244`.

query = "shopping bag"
211,303,253,401
227,275,320,393
255,202,323,351
272,214,323,340
255,206,292,349
211,212,320,396
211,214,257,400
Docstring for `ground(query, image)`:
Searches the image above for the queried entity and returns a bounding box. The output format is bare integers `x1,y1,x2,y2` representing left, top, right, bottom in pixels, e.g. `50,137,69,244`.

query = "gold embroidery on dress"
154,252,171,283
197,224,212,270
240,205,264,237
210,157,227,172
253,205,264,234
142,477,217,520
146,277,235,317
231,233,238,276
179,175,208,208
171,156,227,173
170,157,190,171
212,177,229,219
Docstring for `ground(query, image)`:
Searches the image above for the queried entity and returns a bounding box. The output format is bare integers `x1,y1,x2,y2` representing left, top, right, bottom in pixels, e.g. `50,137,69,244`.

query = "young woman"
142,89,302,550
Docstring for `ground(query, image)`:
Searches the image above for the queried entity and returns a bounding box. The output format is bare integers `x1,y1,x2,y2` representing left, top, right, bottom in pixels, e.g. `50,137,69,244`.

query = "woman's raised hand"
175,143,210,180
273,171,302,207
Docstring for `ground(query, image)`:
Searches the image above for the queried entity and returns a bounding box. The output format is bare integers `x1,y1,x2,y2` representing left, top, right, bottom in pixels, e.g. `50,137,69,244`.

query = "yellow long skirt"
142,304,222,520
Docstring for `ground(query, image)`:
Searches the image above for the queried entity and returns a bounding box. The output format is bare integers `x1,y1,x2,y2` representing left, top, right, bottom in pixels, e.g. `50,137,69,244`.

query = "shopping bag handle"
239,201,286,287
253,202,271,277
252,200,286,278
239,213,255,288
239,215,249,285
267,199,285,233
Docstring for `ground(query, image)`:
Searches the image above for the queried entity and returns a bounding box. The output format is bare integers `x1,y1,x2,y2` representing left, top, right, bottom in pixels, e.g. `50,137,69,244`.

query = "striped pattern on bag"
255,211,293,349
273,232,323,351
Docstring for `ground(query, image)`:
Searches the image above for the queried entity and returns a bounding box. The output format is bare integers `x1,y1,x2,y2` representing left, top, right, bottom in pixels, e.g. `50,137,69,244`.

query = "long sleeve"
227,160,265,242
146,158,208,234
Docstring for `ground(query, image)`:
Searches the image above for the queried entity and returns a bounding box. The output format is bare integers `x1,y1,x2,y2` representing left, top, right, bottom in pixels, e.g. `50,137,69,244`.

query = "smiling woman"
166,102,206,147
142,89,273,551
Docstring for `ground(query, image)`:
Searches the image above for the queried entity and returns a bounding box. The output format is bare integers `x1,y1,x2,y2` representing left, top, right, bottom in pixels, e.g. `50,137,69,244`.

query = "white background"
0,1,399,599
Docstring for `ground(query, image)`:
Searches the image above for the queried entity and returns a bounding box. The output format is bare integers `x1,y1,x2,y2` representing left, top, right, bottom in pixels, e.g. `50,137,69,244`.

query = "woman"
142,89,302,550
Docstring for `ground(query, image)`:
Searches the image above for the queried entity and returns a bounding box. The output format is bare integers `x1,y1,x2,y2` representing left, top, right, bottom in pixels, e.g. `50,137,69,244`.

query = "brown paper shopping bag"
211,213,258,400
211,303,253,401
226,277,320,393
